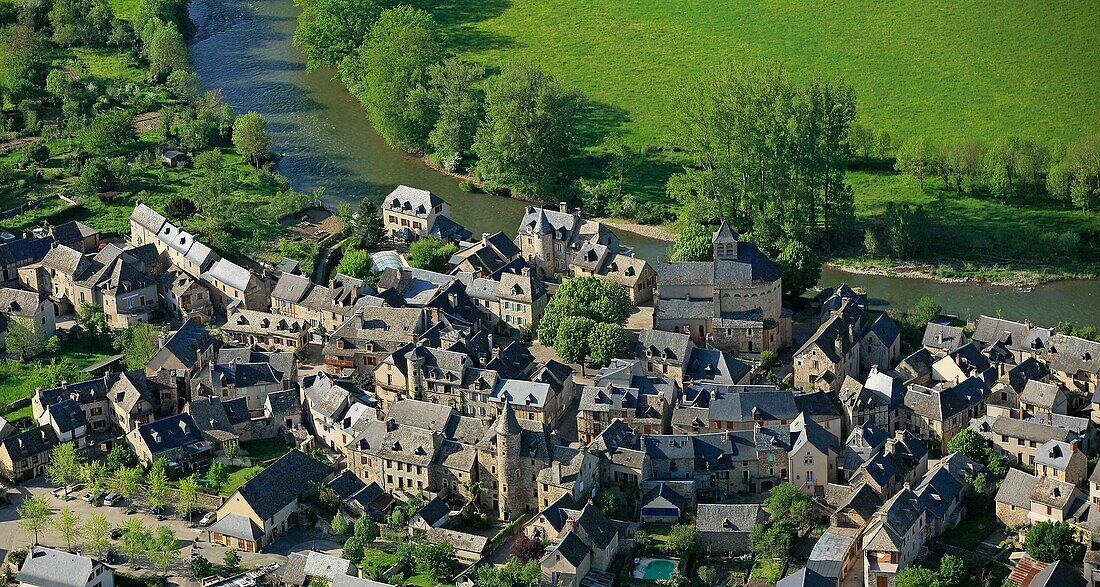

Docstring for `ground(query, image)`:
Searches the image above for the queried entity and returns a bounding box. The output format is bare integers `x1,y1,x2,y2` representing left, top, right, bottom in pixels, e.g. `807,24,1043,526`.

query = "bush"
458,179,476,192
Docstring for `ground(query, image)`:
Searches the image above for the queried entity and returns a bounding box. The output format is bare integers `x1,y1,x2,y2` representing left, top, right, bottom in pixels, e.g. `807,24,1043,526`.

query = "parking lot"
0,480,291,586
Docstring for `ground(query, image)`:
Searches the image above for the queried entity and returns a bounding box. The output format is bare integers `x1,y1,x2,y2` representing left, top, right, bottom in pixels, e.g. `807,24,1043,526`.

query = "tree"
910,297,942,327
334,248,374,280
510,534,545,563
587,322,627,367
120,518,150,567
292,0,381,70
190,555,214,579
667,225,713,262
413,541,457,583
427,58,485,171
177,475,199,522
1025,521,1085,563
474,560,540,587
331,513,349,535
223,549,241,573
406,237,456,272
938,554,968,587
146,460,170,511
232,112,271,166
1,25,49,105
113,322,161,370
83,514,112,558
665,525,701,558
895,136,935,190
763,483,813,535
473,63,581,199
538,277,631,343
776,239,821,299
354,516,379,542
986,450,1010,478
79,110,136,155
45,336,61,354
147,526,180,578
348,198,385,249
18,496,52,544
53,508,82,552
1050,133,1100,213
759,350,778,371
146,21,189,79
207,461,230,492
882,202,932,258
7,319,45,360
342,535,364,564
340,5,444,153
749,519,795,563
223,442,239,460
77,303,109,339
106,445,138,471
111,466,141,500
894,566,938,587
165,196,197,221
554,316,595,364
166,69,201,102
47,442,84,494
670,62,855,247
946,428,988,461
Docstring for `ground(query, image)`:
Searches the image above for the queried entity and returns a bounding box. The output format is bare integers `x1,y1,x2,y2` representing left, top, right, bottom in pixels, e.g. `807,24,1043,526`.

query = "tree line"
294,1,583,202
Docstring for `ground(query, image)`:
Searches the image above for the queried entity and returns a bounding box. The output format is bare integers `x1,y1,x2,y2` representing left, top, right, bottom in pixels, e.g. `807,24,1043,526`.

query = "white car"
199,512,217,526
103,493,120,506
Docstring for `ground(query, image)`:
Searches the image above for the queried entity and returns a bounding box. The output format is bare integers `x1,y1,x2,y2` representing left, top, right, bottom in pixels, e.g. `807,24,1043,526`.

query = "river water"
186,0,1099,326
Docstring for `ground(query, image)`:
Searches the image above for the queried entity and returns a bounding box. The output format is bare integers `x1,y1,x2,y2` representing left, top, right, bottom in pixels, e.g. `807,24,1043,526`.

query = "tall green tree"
1025,521,1085,563
587,322,627,367
52,508,83,552
340,5,444,153
406,237,456,272
293,0,382,70
145,21,190,80
113,322,161,370
473,63,581,199
146,459,171,511
348,198,386,249
232,112,271,166
110,466,141,500
667,225,713,262
18,496,52,545
7,319,45,360
177,475,199,522
47,442,84,494
84,514,112,558
78,110,137,155
895,136,935,191
1,25,49,104
426,58,485,171
120,518,151,567
776,239,821,298
147,526,180,578
334,248,374,280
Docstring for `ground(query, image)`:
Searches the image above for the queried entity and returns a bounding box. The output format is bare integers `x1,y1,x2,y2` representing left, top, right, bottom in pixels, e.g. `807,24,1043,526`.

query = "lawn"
0,338,116,424
219,465,264,496
239,438,292,462
937,512,998,550
414,0,1100,148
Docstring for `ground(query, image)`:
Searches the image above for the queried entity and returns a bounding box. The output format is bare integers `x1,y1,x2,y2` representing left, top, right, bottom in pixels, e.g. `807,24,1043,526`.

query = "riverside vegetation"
292,0,1099,283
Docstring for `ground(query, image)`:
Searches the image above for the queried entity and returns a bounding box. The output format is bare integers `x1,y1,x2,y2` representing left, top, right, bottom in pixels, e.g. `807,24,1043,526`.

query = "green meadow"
416,0,1100,148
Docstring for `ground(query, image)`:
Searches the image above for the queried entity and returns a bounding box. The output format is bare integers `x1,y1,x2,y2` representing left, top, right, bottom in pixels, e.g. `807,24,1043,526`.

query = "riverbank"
826,258,1100,287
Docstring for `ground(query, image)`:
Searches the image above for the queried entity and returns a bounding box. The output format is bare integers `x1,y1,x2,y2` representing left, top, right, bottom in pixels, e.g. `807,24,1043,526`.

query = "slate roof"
136,413,207,456
995,468,1038,510
923,323,965,351
640,483,687,512
991,416,1075,444
684,347,752,384
207,513,263,542
776,568,833,587
866,313,901,345
1031,560,1086,587
806,531,854,579
278,551,355,586
0,287,42,318
130,202,167,233
1035,439,1079,471
414,497,450,526
46,399,87,433
573,503,618,549
384,185,446,217
696,503,762,533
903,376,989,421
1047,334,1100,376
550,532,590,567
157,319,212,370
637,329,693,364
203,258,254,291
709,390,798,423
233,449,332,521
18,547,101,587
0,236,51,267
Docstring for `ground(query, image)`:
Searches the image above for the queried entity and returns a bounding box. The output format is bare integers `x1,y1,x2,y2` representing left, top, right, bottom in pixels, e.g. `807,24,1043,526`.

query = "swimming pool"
634,558,678,581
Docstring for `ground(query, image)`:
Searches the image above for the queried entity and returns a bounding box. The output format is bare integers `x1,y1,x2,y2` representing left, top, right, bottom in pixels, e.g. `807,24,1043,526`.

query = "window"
804,454,813,465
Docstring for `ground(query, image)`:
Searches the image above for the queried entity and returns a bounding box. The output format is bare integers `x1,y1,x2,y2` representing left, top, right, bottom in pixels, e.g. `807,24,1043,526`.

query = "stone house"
654,222,790,356
33,243,157,327
1045,334,1100,398
381,185,451,240
50,221,100,253
696,503,763,555
576,361,678,443
1020,380,1068,415
0,287,55,348
323,306,430,380
1034,439,1087,486
568,242,656,304
900,375,991,447
448,232,519,277
270,272,370,336
458,260,546,336
18,546,113,587
161,269,214,325
209,449,332,552
0,235,52,287
975,415,1077,468
922,323,965,355
222,308,309,352
192,348,297,413
125,413,213,470
514,203,619,279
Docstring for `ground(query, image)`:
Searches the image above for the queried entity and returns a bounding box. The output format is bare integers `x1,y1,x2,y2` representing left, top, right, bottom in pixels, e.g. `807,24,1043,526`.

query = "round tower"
496,402,523,521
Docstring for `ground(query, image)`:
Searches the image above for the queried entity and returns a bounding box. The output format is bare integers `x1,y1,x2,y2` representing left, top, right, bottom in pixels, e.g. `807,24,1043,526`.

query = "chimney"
558,202,568,213
937,331,944,345
835,334,844,355
430,307,440,322
481,233,490,247
848,322,856,342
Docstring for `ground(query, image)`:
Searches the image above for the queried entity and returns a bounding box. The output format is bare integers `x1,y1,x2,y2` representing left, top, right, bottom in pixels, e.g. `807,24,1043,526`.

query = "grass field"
239,438,292,462
415,0,1100,148
0,338,116,423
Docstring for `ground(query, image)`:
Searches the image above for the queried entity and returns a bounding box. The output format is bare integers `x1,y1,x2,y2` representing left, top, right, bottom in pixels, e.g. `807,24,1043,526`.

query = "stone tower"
496,402,524,521
712,220,739,261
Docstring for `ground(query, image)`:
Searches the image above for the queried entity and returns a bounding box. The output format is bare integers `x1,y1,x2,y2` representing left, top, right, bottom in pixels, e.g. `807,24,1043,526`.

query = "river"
186,0,1099,326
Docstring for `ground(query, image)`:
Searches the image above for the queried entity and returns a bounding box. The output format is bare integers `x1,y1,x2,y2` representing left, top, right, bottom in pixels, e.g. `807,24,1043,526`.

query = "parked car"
82,492,95,502
199,511,217,526
102,493,120,506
